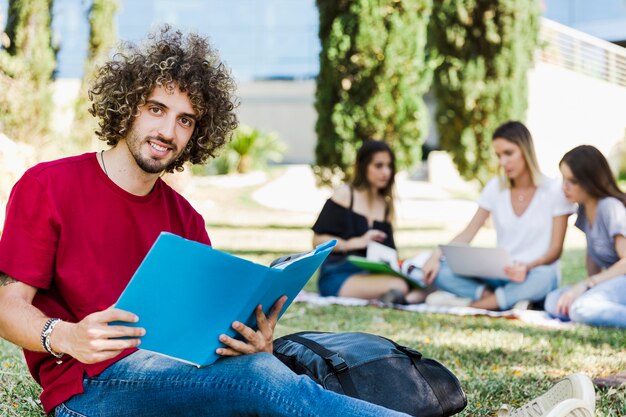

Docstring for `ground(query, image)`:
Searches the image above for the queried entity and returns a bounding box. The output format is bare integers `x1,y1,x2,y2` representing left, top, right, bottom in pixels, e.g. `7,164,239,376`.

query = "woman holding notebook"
422,121,576,310
312,140,426,304
544,145,626,327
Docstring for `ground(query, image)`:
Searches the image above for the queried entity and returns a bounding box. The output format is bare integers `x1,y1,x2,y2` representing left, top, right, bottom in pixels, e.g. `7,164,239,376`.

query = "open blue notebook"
114,232,336,367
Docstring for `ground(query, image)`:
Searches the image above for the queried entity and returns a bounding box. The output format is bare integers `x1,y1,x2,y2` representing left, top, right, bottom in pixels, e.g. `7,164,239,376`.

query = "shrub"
70,0,119,153
0,0,56,145
428,0,541,185
196,125,287,175
315,0,433,185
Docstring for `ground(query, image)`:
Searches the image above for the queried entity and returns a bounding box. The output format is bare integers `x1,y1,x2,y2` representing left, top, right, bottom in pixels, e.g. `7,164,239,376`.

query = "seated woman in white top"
421,121,576,310
545,145,626,328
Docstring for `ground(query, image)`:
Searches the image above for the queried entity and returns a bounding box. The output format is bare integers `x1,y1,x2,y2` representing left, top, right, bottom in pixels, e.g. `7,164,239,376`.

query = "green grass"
1,249,624,416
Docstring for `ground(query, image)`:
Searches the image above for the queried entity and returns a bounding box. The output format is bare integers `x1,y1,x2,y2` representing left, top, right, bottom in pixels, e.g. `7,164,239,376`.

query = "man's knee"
238,352,293,381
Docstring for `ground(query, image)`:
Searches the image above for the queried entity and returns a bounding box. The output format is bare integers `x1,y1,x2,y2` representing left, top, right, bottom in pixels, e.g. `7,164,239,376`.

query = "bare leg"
338,274,409,299
406,287,435,304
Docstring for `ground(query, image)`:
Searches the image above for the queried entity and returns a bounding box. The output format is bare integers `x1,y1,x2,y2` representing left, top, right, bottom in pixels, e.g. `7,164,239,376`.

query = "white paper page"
366,241,400,272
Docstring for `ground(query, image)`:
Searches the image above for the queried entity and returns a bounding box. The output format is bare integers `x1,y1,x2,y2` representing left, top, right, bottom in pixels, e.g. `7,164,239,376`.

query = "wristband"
41,318,64,359
584,277,597,290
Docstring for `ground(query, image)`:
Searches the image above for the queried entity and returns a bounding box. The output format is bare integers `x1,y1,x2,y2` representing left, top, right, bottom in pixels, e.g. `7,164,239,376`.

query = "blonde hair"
493,121,542,188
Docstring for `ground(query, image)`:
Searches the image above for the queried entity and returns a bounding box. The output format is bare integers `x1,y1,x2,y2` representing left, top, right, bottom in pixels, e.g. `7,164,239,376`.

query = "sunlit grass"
1,249,624,416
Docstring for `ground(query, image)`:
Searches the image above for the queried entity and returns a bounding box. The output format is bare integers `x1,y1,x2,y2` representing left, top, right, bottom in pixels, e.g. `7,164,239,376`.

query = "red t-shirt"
0,153,210,413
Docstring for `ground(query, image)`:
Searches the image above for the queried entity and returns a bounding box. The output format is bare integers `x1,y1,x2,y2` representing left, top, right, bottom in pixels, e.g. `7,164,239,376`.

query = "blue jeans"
434,261,558,310
544,275,626,328
55,350,409,417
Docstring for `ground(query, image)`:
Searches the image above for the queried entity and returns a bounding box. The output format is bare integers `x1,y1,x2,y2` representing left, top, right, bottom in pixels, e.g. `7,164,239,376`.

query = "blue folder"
114,232,336,367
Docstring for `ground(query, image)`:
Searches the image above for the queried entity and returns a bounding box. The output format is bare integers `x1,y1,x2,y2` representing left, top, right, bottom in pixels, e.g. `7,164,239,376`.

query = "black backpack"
273,331,467,417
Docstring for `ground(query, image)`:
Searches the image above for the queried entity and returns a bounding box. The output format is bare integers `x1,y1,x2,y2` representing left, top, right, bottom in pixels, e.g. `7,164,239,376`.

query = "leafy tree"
72,0,119,151
315,0,433,184
0,0,56,144
429,0,541,184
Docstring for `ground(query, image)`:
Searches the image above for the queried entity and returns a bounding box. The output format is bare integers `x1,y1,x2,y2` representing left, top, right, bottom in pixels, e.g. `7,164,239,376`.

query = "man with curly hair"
0,26,411,416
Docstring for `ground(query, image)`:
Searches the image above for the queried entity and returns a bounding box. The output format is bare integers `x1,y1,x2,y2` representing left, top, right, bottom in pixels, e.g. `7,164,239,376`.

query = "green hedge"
0,0,56,144
429,0,541,184
315,0,433,184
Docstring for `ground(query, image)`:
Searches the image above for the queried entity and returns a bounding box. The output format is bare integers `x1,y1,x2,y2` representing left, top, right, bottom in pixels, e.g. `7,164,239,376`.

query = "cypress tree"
429,0,541,184
72,0,119,150
0,0,56,143
315,0,433,184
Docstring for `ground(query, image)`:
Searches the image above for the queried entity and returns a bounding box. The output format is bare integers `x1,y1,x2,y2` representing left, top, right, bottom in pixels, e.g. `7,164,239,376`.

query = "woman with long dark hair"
545,145,626,327
422,121,576,310
312,139,425,303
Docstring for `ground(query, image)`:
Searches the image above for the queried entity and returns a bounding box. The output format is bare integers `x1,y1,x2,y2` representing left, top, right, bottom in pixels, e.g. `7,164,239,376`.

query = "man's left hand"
216,295,288,356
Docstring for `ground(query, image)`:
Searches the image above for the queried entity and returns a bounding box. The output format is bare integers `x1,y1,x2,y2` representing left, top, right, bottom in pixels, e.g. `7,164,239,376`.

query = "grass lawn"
1,170,624,416
0,250,624,416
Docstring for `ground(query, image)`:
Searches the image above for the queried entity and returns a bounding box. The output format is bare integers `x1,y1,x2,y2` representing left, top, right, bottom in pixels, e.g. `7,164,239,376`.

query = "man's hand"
216,295,288,357
53,306,145,364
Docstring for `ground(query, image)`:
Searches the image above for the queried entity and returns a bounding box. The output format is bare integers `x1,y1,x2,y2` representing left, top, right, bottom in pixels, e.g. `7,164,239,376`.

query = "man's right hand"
52,307,145,364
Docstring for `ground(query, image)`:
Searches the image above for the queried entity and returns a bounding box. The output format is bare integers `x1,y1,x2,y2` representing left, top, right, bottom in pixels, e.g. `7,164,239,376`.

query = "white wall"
526,62,626,177
236,81,316,164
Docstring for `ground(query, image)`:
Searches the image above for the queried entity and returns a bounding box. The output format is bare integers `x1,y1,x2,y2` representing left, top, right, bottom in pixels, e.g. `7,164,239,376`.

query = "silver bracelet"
41,318,64,359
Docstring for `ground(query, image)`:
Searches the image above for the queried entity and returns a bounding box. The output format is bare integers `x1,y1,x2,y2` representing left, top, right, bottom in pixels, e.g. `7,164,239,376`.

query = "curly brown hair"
89,25,238,172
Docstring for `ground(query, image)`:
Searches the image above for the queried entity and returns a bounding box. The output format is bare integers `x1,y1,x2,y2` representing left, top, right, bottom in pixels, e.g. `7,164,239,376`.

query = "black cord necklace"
100,150,108,177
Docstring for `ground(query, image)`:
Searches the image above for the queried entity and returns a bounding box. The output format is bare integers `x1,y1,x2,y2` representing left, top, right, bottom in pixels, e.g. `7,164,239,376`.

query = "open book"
348,241,429,288
114,232,335,367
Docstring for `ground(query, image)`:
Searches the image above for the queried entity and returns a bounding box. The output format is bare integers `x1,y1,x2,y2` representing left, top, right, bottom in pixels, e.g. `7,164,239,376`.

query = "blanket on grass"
294,291,575,330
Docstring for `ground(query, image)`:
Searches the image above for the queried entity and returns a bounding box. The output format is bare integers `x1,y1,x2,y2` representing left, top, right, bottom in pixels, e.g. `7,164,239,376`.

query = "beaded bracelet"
41,318,64,359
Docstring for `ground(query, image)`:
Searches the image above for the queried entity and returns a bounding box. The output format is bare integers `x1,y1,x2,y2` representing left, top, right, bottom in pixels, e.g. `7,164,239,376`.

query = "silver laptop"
439,244,512,279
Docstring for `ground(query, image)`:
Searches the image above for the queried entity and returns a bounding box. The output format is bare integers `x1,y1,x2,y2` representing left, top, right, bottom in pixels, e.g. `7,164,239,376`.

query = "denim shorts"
318,258,367,297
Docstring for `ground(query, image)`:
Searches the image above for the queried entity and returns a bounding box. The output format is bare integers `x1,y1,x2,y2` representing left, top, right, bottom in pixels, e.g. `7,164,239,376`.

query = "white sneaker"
499,374,596,417
546,399,593,417
500,399,593,417
425,290,471,307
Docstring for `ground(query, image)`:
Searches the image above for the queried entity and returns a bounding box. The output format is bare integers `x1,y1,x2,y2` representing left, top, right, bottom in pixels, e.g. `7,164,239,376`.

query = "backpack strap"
281,333,360,399
397,344,451,416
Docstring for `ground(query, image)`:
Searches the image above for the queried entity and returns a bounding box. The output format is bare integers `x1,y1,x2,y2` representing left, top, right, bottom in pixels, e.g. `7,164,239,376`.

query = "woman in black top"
312,140,425,303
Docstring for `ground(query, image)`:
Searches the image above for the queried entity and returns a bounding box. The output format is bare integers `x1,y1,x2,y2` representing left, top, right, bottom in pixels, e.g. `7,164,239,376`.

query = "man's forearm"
0,272,50,353
1,272,147,363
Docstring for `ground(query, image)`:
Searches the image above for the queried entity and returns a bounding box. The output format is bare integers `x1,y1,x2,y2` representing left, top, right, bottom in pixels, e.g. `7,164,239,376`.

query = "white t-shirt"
477,176,576,264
